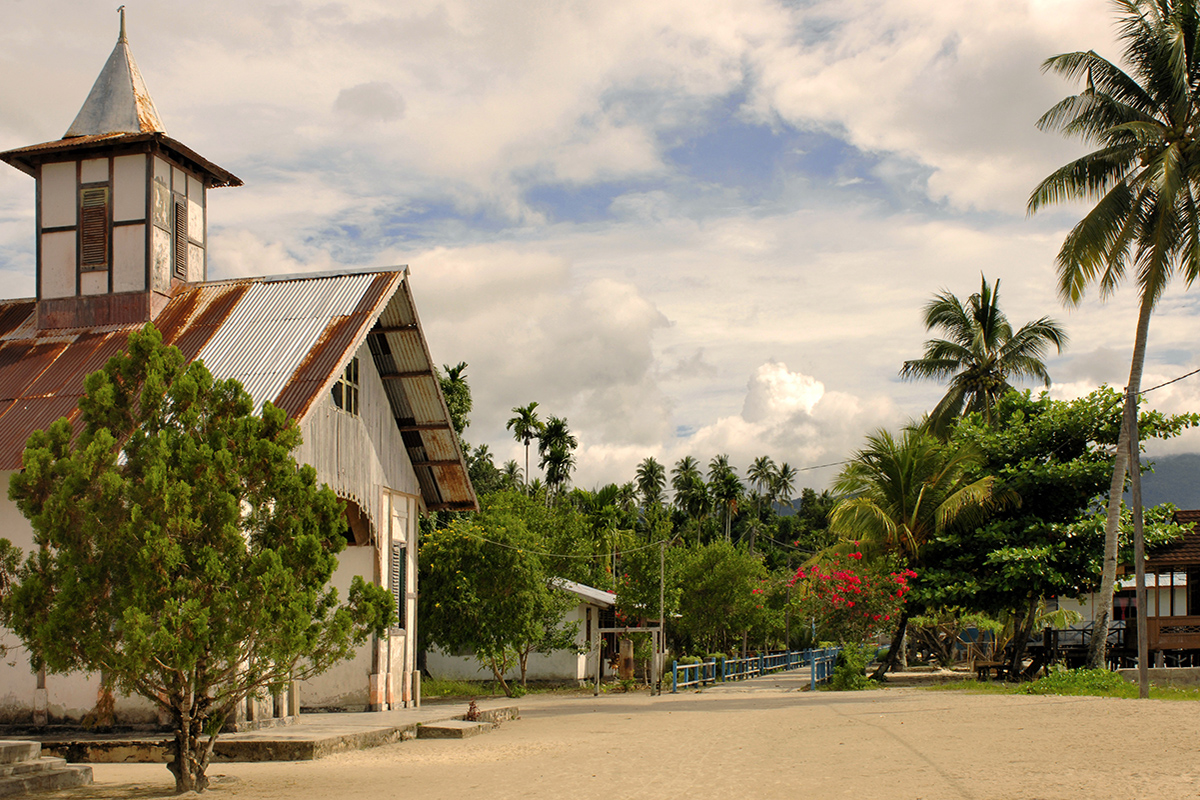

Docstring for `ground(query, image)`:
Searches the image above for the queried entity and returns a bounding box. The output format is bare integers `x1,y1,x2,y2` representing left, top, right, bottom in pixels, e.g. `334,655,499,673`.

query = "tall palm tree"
831,426,997,678
501,460,523,489
746,456,778,554
900,275,1067,436
707,455,742,542
671,456,710,542
538,416,578,500
1028,0,1200,666
635,457,667,509
773,462,798,510
506,402,543,489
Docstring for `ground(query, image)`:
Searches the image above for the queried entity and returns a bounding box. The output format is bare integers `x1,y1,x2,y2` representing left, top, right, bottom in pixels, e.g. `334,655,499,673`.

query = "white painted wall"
40,161,75,228
79,158,107,184
112,154,145,222
425,603,596,683
297,545,374,710
81,271,107,296
113,224,145,292
40,230,75,298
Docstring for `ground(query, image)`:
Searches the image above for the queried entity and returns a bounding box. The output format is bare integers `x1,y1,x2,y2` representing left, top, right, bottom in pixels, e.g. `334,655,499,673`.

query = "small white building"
425,579,616,683
0,18,475,728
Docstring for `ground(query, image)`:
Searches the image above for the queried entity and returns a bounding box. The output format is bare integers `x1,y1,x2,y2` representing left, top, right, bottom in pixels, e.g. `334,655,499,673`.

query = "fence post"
672,661,678,693
810,649,816,690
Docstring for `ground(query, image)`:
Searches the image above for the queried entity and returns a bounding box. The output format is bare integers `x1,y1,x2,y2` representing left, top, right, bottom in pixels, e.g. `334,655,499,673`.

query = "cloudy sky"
2,0,1199,491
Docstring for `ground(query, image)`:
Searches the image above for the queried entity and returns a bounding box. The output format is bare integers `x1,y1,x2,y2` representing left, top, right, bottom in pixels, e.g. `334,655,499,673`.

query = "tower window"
173,198,188,280
79,185,109,270
331,356,359,416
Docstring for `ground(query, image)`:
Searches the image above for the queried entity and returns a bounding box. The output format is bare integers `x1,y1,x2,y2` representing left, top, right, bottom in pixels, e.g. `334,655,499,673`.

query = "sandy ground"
41,671,1200,800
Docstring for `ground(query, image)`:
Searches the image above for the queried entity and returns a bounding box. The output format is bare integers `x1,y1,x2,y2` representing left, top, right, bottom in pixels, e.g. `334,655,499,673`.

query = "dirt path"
44,671,1200,799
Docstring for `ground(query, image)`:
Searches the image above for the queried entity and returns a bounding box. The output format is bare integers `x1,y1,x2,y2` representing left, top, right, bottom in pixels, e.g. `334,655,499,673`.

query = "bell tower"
0,8,241,329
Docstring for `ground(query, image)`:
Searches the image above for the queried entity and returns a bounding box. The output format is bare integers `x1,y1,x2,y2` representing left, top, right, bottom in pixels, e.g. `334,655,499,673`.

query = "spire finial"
118,6,127,43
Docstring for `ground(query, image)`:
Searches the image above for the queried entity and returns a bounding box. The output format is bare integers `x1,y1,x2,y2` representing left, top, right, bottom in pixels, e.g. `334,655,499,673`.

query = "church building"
0,14,475,727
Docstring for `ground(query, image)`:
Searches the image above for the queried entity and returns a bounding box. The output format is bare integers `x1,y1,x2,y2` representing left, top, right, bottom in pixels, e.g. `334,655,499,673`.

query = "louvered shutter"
391,542,406,629
174,199,188,280
80,186,109,269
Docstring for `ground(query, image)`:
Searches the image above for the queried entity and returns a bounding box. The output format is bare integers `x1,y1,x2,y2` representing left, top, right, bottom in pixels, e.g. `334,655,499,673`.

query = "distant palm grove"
418,0,1200,684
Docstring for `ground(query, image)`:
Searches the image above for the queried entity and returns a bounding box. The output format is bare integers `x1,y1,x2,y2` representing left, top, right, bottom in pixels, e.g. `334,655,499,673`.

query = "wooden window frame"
331,356,360,416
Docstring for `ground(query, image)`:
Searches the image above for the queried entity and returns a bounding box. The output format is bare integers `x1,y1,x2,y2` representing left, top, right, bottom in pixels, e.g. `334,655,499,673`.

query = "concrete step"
0,756,69,778
417,720,494,740
0,743,39,766
0,765,93,798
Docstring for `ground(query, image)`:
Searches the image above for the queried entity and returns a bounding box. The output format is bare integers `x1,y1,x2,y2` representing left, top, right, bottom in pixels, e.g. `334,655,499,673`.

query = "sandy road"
44,671,1200,799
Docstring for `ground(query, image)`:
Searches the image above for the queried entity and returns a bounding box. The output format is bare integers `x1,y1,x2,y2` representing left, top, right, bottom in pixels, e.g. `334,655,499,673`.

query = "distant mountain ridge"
1139,453,1200,510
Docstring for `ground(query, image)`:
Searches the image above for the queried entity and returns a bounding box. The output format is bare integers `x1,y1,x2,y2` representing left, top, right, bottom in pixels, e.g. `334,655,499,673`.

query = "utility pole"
1127,388,1149,699
658,538,666,695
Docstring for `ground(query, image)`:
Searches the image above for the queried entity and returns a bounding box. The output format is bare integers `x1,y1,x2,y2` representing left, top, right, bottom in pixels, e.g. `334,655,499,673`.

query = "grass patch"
421,677,596,699
421,678,504,699
927,667,1200,700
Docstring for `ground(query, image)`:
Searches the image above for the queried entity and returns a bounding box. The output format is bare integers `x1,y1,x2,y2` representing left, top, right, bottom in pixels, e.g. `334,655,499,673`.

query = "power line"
1142,367,1200,394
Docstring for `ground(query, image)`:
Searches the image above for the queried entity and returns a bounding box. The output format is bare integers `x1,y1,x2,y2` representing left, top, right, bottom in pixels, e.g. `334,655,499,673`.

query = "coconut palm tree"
746,456,778,554
831,426,997,678
1028,0,1200,666
501,460,523,489
900,275,1067,436
635,457,667,509
506,402,543,490
707,455,742,542
671,456,710,542
773,462,798,510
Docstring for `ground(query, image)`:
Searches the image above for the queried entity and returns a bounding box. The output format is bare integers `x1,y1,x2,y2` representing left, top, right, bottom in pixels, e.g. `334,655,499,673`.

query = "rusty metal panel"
22,332,111,398
420,429,462,463
0,341,68,401
0,396,82,470
0,302,35,339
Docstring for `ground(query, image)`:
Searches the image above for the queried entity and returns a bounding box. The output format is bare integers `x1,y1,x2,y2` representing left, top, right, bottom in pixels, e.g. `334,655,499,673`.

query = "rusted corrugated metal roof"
0,270,476,512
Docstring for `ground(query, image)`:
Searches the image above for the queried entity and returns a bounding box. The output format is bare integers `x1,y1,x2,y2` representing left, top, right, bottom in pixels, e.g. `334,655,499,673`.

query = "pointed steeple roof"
63,8,165,138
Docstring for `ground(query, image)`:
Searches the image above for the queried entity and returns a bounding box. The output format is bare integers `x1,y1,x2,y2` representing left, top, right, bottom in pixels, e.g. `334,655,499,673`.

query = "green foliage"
437,362,472,437
900,275,1067,436
419,496,576,697
1017,668,1135,698
674,541,769,654
922,389,1196,616
2,324,392,794
791,553,914,645
829,644,874,691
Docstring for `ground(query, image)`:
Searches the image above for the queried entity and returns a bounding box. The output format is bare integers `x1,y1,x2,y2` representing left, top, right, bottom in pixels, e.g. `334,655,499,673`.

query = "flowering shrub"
790,551,916,644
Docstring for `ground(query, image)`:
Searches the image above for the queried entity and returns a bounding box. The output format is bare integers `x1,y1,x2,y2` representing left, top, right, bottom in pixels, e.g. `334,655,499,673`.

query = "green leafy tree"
671,457,710,543
419,501,576,695
924,389,1196,675
831,426,997,678
900,275,1067,436
1,325,392,794
674,541,768,654
1029,0,1200,666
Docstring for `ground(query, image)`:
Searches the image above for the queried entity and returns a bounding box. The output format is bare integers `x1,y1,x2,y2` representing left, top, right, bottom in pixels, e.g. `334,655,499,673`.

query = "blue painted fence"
671,647,840,693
